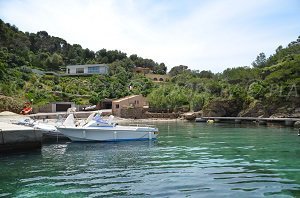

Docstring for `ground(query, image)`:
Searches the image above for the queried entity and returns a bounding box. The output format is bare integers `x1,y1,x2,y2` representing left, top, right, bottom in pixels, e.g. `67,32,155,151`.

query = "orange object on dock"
20,102,32,115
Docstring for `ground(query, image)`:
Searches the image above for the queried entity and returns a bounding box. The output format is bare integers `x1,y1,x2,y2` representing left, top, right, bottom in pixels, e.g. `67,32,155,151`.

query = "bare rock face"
289,108,300,118
269,106,300,118
202,99,242,117
238,100,267,117
0,95,23,114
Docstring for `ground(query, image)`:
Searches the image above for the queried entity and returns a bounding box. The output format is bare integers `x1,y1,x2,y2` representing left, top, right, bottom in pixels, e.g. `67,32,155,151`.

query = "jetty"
0,122,42,152
196,117,300,126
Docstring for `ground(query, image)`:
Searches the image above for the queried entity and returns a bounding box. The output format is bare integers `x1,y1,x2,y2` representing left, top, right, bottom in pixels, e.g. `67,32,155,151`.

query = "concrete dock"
29,109,112,119
196,117,300,126
0,122,42,152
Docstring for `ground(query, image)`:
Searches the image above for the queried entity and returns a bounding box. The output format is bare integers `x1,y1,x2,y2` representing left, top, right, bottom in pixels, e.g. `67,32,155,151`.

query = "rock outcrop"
202,99,242,117
238,100,267,117
294,121,300,128
182,111,202,120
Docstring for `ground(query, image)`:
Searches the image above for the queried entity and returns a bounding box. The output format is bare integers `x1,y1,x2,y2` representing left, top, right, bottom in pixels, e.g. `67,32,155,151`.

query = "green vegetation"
0,19,160,107
148,37,300,116
0,18,299,117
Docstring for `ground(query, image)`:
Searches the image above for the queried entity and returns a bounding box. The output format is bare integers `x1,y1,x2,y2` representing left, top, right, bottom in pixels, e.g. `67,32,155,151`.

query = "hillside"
148,38,300,117
0,19,164,109
0,19,299,118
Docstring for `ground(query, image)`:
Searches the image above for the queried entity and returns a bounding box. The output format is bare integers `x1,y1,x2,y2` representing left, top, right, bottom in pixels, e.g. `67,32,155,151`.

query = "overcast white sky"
0,0,299,72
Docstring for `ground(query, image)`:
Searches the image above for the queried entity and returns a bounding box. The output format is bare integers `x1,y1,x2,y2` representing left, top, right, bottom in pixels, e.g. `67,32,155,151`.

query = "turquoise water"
1,122,300,197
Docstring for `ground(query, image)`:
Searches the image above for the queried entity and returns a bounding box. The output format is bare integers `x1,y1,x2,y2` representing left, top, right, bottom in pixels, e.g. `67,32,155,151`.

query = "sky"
0,0,300,72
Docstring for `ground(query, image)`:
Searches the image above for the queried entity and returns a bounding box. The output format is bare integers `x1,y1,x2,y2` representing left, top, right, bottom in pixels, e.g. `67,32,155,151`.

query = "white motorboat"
56,113,159,142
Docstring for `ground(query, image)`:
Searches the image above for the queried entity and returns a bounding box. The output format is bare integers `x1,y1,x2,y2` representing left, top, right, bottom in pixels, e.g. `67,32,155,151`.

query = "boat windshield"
93,114,109,124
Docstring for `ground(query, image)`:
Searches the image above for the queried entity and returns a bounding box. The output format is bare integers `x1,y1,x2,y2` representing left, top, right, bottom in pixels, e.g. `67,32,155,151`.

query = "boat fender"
207,119,214,123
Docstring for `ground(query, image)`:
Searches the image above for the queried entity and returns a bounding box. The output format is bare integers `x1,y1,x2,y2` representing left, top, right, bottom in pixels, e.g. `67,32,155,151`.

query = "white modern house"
66,64,109,75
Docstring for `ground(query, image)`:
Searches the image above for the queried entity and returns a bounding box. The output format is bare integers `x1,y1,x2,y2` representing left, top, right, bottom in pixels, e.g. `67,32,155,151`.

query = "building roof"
134,67,151,71
113,95,141,103
102,98,113,102
66,64,108,68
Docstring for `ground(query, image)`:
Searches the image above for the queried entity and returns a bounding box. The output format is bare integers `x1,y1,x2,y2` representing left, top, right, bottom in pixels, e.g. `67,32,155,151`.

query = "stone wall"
120,107,145,119
145,74,170,82
120,107,180,119
145,112,180,119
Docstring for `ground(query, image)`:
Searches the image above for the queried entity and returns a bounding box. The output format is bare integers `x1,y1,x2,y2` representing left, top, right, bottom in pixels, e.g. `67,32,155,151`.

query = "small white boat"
56,113,159,142
16,117,64,138
83,105,96,111
16,117,36,126
34,123,62,136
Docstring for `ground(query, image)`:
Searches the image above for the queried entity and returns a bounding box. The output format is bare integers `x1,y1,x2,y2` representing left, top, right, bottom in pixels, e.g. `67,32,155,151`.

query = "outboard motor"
107,115,115,125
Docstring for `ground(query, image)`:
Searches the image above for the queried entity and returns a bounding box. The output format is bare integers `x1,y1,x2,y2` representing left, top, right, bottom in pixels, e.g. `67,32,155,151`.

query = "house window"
67,68,70,74
159,78,164,81
88,66,100,74
76,68,84,73
153,78,158,81
116,104,119,109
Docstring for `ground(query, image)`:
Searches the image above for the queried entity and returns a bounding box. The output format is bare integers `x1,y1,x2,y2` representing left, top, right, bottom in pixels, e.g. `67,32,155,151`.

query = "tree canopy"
0,19,167,74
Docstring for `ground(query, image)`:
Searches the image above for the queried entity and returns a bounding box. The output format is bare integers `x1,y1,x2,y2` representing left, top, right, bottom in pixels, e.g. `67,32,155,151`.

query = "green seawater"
1,122,300,197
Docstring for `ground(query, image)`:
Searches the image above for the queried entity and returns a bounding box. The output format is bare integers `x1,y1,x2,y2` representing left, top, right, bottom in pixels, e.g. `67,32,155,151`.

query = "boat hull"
57,127,158,142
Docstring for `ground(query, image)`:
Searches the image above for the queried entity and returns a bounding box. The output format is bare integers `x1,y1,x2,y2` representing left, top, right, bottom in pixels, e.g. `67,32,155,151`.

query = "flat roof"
66,64,108,68
113,95,141,103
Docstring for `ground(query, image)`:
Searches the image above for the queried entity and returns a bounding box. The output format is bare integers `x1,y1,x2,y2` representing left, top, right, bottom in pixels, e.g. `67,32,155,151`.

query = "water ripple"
1,122,300,197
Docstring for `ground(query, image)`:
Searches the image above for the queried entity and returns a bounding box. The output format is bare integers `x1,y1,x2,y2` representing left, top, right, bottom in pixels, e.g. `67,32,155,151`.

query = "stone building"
145,74,170,82
112,95,147,117
133,67,170,82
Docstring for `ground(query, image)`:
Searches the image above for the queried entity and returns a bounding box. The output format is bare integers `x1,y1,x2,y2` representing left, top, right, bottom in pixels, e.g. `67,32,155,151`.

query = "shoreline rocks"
202,99,242,117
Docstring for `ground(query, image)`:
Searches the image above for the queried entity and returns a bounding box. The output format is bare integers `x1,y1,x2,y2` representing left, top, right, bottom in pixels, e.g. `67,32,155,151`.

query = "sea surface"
1,122,300,197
